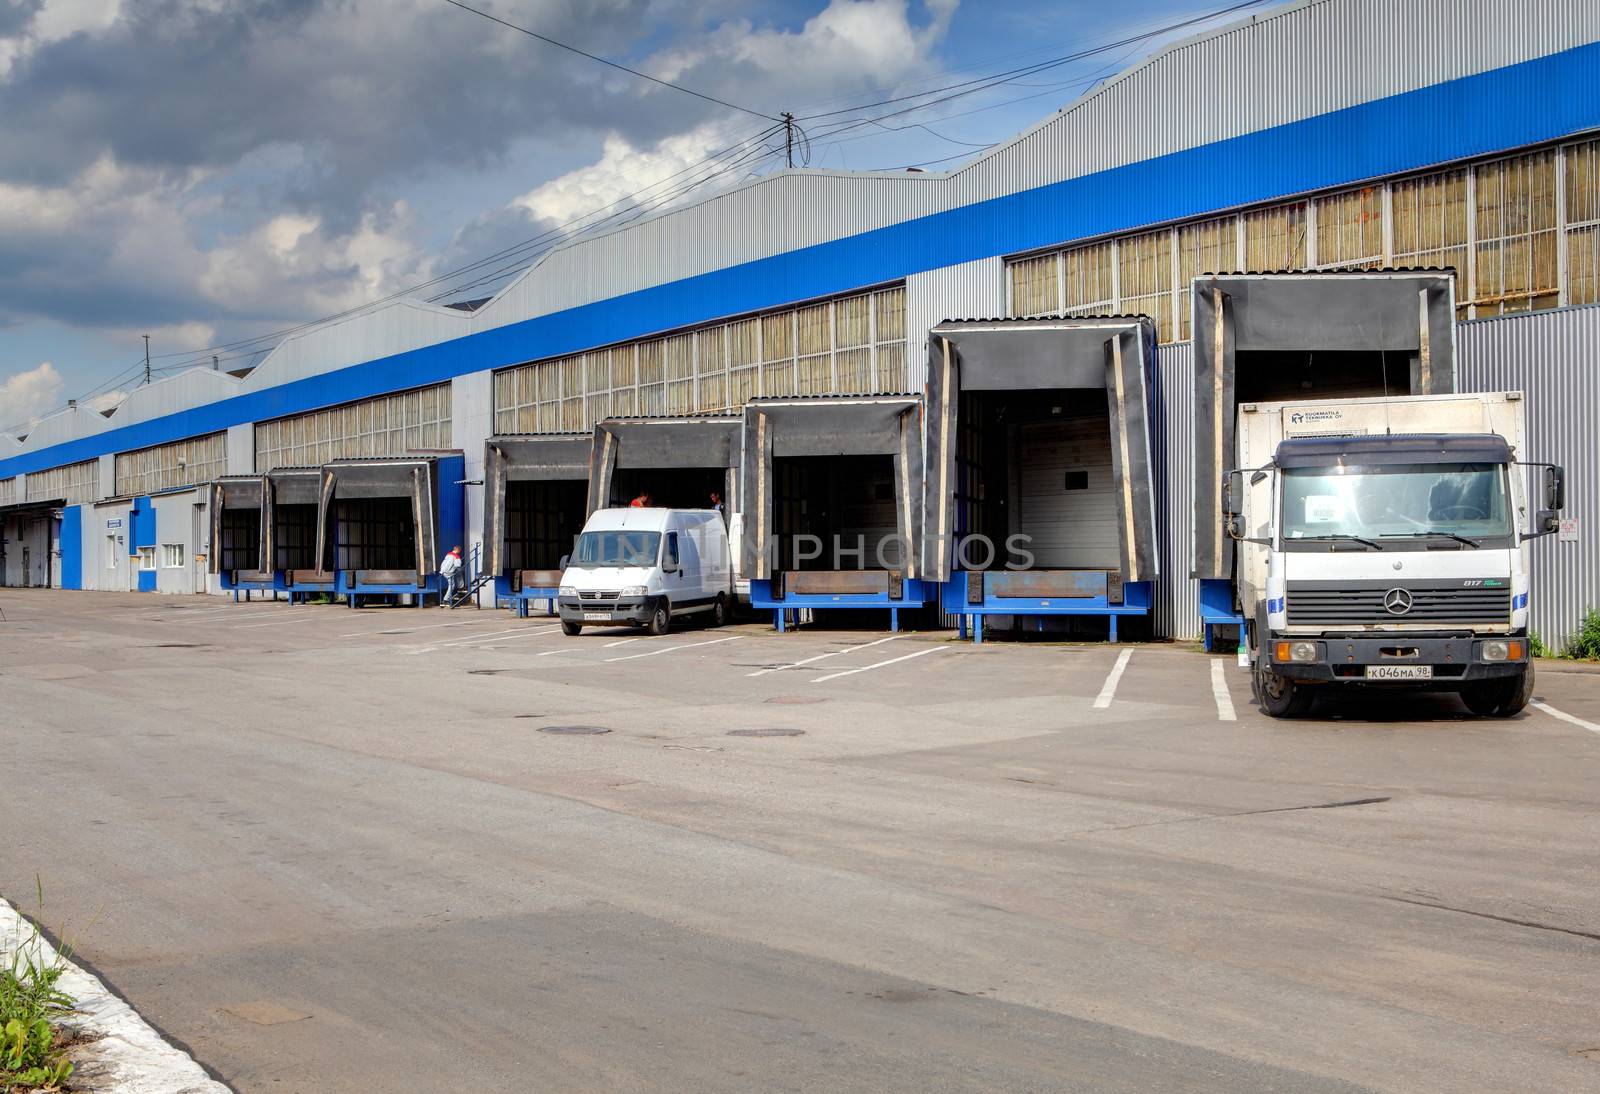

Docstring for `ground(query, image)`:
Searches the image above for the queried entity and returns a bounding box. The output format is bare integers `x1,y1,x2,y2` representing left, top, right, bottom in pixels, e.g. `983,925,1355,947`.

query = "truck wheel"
1463,663,1534,717
645,601,670,636
1256,666,1314,718
561,621,582,637
710,593,728,628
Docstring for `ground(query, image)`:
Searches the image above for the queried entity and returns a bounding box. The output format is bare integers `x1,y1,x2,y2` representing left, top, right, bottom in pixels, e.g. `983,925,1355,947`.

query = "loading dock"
266,467,334,603
0,500,62,589
1190,271,1457,645
741,396,927,631
924,317,1160,643
587,415,742,591
321,454,465,608
209,475,276,600
482,435,591,617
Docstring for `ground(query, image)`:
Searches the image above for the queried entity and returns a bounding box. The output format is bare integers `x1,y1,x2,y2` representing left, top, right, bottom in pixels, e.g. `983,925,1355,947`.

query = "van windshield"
1281,462,1511,542
571,530,661,568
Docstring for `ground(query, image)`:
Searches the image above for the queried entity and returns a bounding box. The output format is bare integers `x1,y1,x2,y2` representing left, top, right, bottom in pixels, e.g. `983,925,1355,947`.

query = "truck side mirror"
1545,465,1566,512
559,553,570,570
1221,470,1242,519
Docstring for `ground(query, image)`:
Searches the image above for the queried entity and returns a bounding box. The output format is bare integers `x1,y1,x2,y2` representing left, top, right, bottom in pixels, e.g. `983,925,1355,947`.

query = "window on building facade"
0,478,14,507
1007,139,1595,340
1009,253,1059,317
490,285,909,433
1176,216,1239,340
254,383,452,471
1392,168,1470,316
25,460,98,505
1474,150,1558,315
1566,138,1600,306
137,546,156,570
1316,186,1384,269
162,544,185,568
1061,241,1116,316
114,433,226,497
1118,229,1174,342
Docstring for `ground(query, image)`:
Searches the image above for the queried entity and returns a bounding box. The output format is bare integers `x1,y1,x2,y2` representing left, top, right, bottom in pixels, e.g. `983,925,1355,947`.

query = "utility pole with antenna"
142,334,151,386
783,112,795,168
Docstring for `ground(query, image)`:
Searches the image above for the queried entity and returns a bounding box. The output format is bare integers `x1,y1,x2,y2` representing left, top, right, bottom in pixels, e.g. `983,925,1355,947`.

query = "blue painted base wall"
59,505,82,590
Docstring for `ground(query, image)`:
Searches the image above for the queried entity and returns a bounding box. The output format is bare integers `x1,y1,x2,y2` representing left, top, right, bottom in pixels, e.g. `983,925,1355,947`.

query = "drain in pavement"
540,725,612,735
514,713,545,719
150,643,207,649
764,696,825,705
468,669,503,675
728,728,805,738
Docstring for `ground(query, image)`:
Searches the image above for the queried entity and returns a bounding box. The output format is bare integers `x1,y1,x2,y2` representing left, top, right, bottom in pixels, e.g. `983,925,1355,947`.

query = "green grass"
1562,608,1600,661
1,884,76,1092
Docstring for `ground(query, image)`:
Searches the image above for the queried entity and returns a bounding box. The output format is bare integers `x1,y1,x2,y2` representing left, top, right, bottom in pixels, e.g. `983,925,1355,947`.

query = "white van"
558,507,733,636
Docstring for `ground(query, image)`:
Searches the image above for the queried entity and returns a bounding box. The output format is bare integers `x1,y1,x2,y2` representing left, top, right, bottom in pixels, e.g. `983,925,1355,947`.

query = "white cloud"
0,0,123,79
0,360,64,429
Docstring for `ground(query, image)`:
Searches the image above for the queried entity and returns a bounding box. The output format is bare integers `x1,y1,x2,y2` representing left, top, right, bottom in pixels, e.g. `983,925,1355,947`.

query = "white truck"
1221,391,1565,718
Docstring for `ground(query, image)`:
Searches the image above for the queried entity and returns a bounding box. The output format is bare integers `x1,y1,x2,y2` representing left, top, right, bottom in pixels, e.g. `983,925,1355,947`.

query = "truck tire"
1256,666,1314,718
645,600,670,636
1463,663,1534,717
561,621,582,637
710,593,728,628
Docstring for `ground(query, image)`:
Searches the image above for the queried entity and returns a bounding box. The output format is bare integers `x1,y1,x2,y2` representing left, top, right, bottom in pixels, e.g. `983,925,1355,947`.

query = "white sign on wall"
1558,517,1579,543
105,518,123,529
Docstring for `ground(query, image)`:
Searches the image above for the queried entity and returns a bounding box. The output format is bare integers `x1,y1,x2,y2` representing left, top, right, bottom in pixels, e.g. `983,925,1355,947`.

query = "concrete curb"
1,897,230,1093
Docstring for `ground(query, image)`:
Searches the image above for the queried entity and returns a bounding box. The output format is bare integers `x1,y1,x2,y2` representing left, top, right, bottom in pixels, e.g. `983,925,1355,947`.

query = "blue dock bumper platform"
751,572,930,633
942,570,1152,643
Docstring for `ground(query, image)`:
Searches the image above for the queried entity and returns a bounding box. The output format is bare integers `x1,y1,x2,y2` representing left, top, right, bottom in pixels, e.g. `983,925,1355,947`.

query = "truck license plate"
582,612,611,622
1365,665,1432,680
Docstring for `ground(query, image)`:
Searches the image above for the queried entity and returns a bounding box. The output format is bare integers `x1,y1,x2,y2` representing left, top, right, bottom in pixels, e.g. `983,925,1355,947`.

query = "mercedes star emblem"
1382,588,1414,615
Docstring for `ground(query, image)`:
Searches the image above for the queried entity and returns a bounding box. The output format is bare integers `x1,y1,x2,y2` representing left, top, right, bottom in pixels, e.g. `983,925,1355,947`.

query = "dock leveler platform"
742,396,928,631
482,434,591,617
265,467,335,603
924,317,1161,643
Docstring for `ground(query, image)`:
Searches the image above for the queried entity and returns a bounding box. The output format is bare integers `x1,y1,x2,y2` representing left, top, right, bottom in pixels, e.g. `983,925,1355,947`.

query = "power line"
439,0,779,122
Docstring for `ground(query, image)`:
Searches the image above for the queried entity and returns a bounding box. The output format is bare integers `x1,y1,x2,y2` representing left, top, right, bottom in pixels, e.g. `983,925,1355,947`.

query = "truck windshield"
570,530,662,567
1281,463,1511,543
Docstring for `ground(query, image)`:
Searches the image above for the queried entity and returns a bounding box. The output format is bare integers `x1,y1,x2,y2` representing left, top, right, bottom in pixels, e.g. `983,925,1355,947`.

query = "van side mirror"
559,554,570,570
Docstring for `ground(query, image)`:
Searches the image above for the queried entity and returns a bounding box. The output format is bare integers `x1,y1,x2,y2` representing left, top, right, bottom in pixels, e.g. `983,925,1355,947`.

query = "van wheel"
1256,666,1314,718
561,621,582,637
710,593,728,628
645,601,670,636
1463,663,1534,717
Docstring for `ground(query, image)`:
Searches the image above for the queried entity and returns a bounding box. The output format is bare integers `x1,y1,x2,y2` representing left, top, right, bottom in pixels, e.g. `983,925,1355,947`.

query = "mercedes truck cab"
558,507,732,636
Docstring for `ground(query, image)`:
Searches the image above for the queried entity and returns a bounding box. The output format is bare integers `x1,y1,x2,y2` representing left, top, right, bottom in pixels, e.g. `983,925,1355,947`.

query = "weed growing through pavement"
1,880,77,1092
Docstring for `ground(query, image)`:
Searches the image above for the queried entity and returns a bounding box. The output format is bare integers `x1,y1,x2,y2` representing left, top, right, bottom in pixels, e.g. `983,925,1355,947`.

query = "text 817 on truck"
1221,391,1565,718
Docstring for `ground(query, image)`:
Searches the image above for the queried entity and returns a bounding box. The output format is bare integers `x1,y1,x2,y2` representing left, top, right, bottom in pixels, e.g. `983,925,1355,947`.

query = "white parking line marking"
1531,700,1600,735
811,644,948,683
436,625,560,648
339,618,481,638
603,638,642,649
1211,659,1237,721
233,613,343,629
1093,649,1134,709
746,634,899,677
605,635,742,662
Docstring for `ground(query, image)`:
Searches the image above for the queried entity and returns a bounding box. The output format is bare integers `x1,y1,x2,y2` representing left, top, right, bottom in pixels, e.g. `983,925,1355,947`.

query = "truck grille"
1286,584,1509,627
579,590,620,601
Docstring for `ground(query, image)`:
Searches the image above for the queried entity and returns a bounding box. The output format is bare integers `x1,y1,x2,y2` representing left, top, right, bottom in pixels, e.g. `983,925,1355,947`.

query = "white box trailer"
1222,390,1566,717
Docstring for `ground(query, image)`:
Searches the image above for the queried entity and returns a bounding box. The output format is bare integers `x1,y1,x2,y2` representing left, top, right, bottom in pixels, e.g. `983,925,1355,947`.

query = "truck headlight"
1275,641,1318,663
1481,640,1522,662
620,585,647,598
558,585,577,598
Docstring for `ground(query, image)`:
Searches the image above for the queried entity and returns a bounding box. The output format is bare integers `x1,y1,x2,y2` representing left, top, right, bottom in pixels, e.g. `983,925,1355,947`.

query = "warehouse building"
1,0,1597,640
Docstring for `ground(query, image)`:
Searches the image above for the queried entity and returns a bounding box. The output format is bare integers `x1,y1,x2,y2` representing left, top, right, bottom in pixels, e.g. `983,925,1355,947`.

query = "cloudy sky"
0,0,1259,430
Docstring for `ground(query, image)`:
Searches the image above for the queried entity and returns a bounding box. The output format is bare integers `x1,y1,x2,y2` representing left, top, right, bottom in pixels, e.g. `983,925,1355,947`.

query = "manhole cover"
728,728,805,738
764,696,825,705
540,725,611,735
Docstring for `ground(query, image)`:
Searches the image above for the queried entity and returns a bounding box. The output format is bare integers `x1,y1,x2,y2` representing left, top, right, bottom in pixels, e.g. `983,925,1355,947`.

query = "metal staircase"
446,544,491,609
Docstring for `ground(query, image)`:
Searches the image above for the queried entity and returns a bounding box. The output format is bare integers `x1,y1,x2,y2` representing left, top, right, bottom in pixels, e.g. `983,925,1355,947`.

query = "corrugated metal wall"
1153,342,1198,639
1459,304,1600,646
905,257,1005,390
